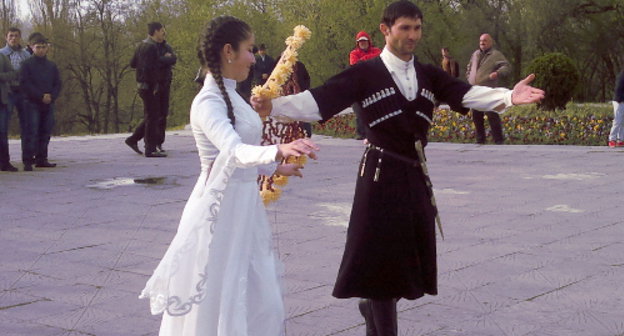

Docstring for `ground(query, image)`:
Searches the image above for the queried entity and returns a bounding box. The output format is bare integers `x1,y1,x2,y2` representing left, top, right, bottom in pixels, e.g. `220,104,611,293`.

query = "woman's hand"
277,138,319,161
276,163,304,177
251,95,273,118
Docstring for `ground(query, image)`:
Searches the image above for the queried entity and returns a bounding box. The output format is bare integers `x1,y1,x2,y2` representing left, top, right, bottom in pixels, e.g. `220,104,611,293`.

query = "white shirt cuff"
463,86,513,113
271,90,322,122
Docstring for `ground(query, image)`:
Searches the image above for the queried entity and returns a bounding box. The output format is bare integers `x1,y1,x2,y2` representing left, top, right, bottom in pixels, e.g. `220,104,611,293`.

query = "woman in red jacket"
350,31,382,65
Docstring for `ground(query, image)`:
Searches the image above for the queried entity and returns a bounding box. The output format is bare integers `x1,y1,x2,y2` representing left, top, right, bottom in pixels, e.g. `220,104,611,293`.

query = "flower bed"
313,104,614,146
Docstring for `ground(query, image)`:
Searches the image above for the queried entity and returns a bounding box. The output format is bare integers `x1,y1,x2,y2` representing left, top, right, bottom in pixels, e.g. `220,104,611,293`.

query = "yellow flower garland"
252,25,311,101
254,25,312,205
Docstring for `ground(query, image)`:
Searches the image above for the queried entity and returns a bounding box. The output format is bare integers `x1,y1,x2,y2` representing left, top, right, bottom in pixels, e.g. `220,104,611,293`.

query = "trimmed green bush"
525,53,579,110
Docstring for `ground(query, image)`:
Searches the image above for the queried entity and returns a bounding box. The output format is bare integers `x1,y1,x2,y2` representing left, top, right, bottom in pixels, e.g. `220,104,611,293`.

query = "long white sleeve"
271,90,322,121
462,86,513,113
194,93,278,168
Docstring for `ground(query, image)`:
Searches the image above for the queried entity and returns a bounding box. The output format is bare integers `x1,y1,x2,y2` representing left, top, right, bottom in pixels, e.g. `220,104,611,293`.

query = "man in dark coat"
252,1,544,334
253,44,274,86
125,22,176,157
20,34,61,171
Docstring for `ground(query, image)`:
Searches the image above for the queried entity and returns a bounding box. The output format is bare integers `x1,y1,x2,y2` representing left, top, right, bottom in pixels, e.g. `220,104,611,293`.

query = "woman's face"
229,34,256,82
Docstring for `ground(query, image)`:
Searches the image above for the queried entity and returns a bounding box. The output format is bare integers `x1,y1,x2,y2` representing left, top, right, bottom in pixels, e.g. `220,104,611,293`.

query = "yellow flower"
261,187,282,206
287,155,307,165
294,25,312,40
259,25,312,206
273,175,289,186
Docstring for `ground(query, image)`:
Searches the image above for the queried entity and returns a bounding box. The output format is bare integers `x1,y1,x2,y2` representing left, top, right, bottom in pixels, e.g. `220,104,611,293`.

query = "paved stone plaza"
1,131,623,336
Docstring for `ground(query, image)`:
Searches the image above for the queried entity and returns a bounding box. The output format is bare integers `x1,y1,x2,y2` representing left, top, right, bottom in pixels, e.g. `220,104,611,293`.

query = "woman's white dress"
140,76,284,336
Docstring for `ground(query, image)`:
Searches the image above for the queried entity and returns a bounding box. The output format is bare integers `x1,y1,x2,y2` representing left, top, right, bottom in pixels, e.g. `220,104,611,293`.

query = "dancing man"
253,1,544,334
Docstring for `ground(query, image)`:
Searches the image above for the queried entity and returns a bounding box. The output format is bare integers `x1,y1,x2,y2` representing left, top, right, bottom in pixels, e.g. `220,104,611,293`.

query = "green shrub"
525,53,579,110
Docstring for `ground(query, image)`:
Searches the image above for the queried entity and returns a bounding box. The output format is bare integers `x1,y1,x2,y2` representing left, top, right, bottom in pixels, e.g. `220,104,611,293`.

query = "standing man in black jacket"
253,44,274,86
20,34,61,171
125,22,176,157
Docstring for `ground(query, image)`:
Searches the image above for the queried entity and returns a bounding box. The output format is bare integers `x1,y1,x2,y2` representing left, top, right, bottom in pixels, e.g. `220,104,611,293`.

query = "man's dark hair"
258,43,266,51
147,22,163,36
7,27,21,35
28,32,46,45
381,0,423,27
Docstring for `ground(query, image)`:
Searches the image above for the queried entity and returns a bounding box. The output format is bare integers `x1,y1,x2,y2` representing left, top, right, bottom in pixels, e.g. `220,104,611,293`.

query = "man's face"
441,48,449,58
32,43,48,57
152,28,166,42
6,31,21,48
357,40,370,50
479,34,492,51
380,16,422,61
258,49,266,56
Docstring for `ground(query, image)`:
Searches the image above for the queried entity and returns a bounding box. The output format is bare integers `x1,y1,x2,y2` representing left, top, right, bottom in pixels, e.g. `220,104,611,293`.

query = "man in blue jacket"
0,27,31,171
20,34,61,171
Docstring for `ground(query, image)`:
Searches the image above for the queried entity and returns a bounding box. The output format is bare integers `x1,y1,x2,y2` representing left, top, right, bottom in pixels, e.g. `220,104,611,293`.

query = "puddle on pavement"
134,177,167,185
87,176,178,190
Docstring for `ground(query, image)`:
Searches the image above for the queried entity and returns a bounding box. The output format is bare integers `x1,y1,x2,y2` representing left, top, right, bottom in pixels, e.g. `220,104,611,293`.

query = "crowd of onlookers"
0,27,61,172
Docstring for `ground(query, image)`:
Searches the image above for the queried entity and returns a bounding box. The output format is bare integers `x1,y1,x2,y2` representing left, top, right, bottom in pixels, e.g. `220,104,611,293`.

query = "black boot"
358,299,377,336
370,299,398,336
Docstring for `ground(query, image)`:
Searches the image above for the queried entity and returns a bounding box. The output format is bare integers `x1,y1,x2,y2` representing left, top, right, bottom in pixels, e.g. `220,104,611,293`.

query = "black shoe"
125,138,143,155
145,151,167,158
156,146,167,154
35,161,57,168
1,163,18,172
23,163,33,171
494,139,505,145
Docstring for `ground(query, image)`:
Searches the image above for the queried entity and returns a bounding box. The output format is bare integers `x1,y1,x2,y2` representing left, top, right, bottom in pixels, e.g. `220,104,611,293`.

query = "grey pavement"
1,131,623,336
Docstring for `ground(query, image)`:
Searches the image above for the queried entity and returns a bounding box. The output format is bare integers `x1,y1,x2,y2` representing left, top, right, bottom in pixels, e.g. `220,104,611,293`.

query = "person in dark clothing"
253,44,274,86
252,1,544,334
25,32,44,55
125,22,176,157
441,47,459,78
20,34,61,171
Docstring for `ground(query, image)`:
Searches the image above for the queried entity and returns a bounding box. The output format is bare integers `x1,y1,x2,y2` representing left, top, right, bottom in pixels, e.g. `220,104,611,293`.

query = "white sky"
15,0,30,20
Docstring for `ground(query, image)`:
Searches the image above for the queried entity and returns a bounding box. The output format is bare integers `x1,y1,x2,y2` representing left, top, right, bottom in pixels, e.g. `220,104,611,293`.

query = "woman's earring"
228,59,232,64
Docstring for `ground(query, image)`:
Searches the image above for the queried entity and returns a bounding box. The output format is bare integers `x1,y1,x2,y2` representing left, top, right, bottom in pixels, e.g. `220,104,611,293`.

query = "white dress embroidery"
140,76,284,336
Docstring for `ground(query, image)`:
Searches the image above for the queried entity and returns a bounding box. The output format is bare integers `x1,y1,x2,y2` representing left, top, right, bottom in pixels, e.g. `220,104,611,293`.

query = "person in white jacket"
139,16,318,336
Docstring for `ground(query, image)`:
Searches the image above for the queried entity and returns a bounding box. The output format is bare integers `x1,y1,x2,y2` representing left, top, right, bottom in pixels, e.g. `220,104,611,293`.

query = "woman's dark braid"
198,16,250,126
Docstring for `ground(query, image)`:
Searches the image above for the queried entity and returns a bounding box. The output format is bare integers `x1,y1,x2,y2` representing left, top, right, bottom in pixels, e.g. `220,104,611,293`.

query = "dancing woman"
140,16,318,336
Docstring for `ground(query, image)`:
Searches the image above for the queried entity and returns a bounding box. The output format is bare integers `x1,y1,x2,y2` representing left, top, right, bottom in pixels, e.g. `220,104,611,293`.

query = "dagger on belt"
414,140,444,240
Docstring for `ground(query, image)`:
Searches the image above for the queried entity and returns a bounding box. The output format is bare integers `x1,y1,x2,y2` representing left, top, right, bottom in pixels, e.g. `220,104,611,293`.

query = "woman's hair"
197,16,252,125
